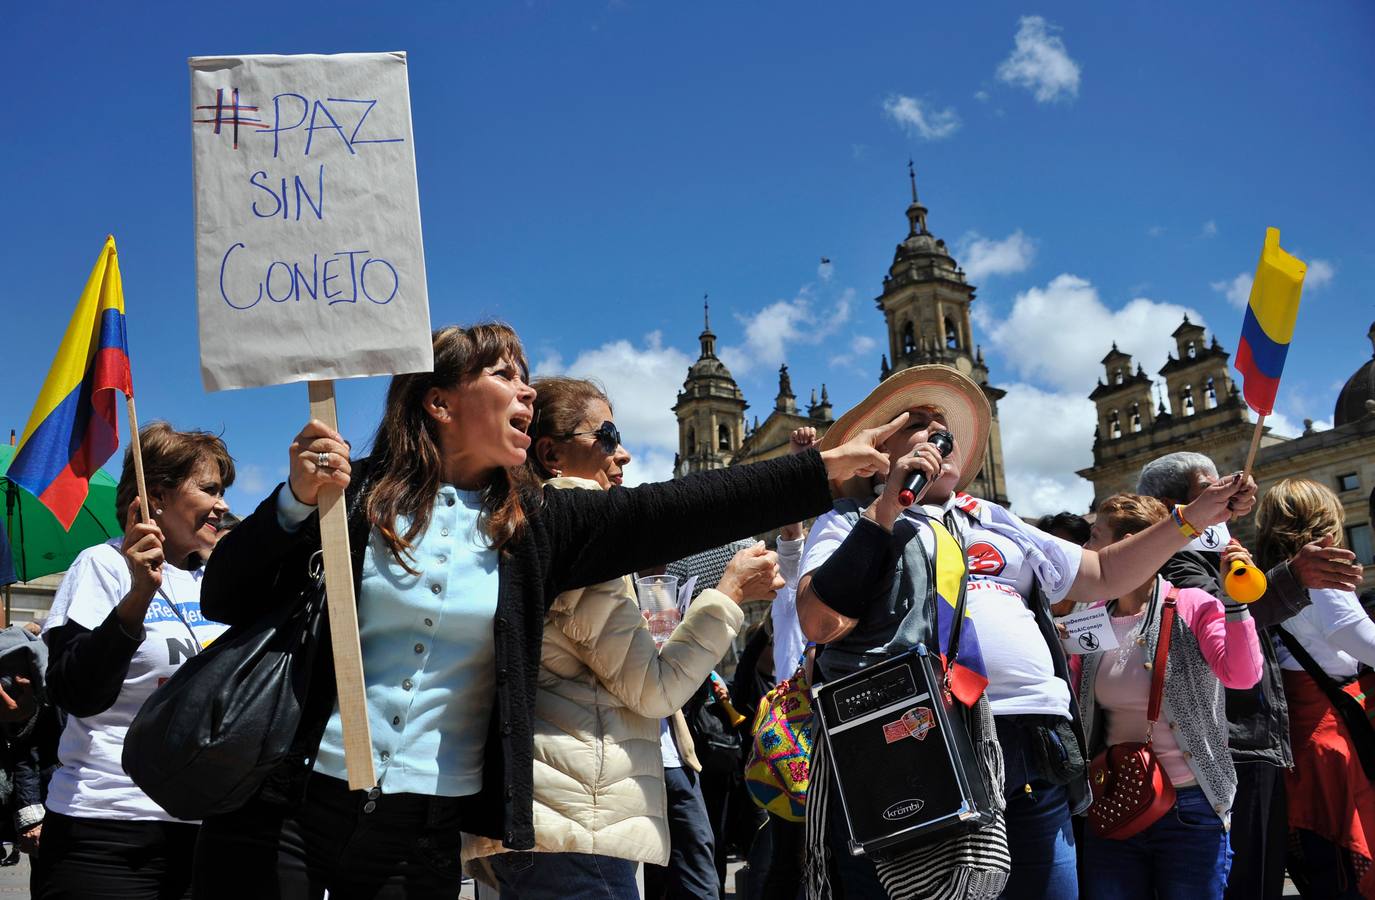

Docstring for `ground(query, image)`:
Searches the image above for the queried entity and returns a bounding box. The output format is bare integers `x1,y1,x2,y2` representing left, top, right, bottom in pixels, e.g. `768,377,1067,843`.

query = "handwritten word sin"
261,95,404,158
219,244,398,310
251,165,324,221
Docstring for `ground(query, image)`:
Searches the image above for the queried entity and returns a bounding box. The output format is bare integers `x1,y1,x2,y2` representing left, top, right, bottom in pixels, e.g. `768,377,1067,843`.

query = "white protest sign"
1058,606,1119,655
190,52,433,391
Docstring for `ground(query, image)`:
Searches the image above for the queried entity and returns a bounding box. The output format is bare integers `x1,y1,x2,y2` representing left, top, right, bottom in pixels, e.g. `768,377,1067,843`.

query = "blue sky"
3,1,1372,519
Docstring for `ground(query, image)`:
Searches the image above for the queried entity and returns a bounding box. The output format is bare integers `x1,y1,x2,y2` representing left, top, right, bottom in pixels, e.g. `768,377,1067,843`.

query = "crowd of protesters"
2,320,1371,900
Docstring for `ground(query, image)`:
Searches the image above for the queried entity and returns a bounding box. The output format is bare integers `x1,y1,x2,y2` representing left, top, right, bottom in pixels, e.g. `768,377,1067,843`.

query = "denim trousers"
997,717,1078,900
1080,786,1233,900
644,766,720,900
487,851,639,899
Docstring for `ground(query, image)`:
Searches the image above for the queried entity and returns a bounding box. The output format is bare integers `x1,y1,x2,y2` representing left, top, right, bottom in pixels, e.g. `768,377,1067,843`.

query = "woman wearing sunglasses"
462,376,782,897
192,324,901,899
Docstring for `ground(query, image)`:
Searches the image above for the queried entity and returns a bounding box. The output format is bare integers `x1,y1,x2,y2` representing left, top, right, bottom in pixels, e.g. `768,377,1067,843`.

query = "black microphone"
897,431,954,508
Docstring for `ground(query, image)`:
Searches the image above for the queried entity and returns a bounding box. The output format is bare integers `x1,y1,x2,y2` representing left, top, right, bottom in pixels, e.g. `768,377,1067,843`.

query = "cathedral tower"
673,301,748,476
1090,344,1156,442
875,163,1010,505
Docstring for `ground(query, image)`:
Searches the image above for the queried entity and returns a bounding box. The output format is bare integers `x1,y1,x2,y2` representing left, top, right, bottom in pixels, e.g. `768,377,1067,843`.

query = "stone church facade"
1079,321,1375,590
672,167,1012,508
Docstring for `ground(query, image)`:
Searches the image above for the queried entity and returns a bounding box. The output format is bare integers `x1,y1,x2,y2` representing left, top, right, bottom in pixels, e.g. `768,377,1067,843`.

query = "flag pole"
1241,415,1266,483
125,396,151,522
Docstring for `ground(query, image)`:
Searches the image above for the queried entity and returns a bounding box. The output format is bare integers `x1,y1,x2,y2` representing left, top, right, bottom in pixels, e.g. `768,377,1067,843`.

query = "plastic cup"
636,574,681,645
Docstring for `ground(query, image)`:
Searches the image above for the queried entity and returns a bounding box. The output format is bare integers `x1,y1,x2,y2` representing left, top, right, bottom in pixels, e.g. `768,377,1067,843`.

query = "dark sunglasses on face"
560,421,622,454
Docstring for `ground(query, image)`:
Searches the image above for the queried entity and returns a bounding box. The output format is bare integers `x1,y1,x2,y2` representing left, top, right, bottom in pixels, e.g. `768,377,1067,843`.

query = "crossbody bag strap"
1275,625,1345,697
1145,585,1179,735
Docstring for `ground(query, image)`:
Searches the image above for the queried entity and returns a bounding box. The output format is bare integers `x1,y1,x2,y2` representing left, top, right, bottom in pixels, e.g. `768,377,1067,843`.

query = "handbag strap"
1145,585,1179,733
1275,625,1346,697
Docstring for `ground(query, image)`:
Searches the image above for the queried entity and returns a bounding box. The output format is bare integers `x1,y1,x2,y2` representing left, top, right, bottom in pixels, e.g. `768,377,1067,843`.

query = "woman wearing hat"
795,365,1255,900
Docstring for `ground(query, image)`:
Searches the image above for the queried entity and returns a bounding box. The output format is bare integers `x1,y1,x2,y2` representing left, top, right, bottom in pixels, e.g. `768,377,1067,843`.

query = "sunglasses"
560,420,622,454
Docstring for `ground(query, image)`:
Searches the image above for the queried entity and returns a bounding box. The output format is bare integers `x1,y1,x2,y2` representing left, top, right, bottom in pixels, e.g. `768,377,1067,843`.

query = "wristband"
1171,505,1199,539
810,517,900,619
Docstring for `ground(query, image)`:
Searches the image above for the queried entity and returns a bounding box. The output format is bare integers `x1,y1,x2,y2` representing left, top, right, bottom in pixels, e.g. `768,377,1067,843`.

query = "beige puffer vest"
464,477,744,868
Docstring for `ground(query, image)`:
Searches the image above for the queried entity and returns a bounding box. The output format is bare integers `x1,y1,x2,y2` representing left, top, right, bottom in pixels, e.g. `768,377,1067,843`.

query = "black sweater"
200,450,833,849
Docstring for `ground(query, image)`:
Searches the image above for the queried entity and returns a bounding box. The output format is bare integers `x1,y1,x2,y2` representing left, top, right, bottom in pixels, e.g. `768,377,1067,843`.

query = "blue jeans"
998,719,1078,900
1080,786,1233,900
644,766,719,900
488,851,638,900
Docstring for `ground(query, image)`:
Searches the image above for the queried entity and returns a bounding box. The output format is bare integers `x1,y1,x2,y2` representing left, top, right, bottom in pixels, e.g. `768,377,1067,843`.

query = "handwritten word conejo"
218,243,398,310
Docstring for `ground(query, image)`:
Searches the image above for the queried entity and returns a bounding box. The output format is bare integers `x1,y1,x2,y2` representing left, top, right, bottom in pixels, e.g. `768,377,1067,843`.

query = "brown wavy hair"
1255,478,1345,571
115,421,235,529
527,377,612,480
1096,493,1169,541
364,323,540,570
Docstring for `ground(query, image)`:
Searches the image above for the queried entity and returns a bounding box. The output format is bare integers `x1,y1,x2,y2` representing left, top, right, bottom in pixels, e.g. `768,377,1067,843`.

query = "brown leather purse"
1087,585,1179,840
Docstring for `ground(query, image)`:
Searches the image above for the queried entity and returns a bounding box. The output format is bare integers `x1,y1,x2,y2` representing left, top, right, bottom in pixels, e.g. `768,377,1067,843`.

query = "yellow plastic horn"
1224,558,1267,604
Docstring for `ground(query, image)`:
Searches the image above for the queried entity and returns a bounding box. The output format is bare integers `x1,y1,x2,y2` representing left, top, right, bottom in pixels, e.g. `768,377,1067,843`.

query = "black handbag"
122,551,329,820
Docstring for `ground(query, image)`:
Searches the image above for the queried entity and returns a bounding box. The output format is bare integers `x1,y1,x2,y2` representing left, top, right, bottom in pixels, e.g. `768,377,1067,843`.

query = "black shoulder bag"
123,543,330,820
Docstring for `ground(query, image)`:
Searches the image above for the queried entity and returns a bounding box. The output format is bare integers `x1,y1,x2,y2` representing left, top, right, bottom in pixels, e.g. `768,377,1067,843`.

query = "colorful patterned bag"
745,660,813,822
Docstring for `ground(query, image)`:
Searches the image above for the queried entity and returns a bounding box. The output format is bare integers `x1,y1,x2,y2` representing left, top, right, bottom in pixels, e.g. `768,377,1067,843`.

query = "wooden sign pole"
307,380,376,790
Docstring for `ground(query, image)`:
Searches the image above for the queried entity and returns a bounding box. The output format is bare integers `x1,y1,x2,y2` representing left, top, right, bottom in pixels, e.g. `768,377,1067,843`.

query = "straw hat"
818,365,991,493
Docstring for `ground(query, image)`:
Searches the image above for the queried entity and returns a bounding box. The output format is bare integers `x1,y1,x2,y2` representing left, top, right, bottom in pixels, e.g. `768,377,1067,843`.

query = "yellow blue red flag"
930,518,987,706
1234,228,1307,416
10,237,133,529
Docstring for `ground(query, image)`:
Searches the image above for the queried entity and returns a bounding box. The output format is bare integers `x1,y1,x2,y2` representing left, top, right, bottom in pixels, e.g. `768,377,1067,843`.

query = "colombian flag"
9,237,133,529
930,520,987,707
1234,228,1307,416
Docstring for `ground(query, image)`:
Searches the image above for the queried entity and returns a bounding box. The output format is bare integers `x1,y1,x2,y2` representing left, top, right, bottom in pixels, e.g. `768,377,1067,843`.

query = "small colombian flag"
10,237,133,529
1233,228,1307,416
930,519,988,707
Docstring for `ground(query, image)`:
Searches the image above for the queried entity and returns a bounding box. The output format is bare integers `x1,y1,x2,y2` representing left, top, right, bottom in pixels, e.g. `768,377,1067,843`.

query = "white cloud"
986,274,1204,393
1307,259,1336,290
1147,225,1166,238
883,95,961,140
1211,258,1334,309
620,449,676,487
225,462,282,515
536,332,691,483
829,333,880,372
996,382,1097,516
1211,273,1252,309
974,90,991,103
997,15,1081,103
1267,411,1333,440
720,288,853,375
957,230,1036,282
1201,220,1218,238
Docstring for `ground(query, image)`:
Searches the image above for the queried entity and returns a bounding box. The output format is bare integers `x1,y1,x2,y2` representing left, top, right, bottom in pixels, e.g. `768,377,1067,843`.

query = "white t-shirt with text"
43,539,228,821
801,493,1082,718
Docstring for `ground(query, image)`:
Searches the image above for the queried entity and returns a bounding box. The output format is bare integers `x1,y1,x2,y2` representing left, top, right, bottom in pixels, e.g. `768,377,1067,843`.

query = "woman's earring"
154,508,164,516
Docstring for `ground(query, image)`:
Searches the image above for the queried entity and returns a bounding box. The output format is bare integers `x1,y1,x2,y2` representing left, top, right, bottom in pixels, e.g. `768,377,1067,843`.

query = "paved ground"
0,852,1302,897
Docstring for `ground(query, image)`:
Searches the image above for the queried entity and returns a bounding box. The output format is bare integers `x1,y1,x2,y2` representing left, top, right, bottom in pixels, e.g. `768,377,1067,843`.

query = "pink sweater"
1069,584,1264,692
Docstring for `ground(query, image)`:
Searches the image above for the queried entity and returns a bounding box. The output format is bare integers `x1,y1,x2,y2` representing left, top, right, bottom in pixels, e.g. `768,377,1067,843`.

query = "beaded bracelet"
1171,504,1198,538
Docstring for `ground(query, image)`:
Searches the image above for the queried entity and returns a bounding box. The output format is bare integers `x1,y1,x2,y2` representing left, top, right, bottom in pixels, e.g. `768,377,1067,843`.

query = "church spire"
905,161,928,237
698,293,716,359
